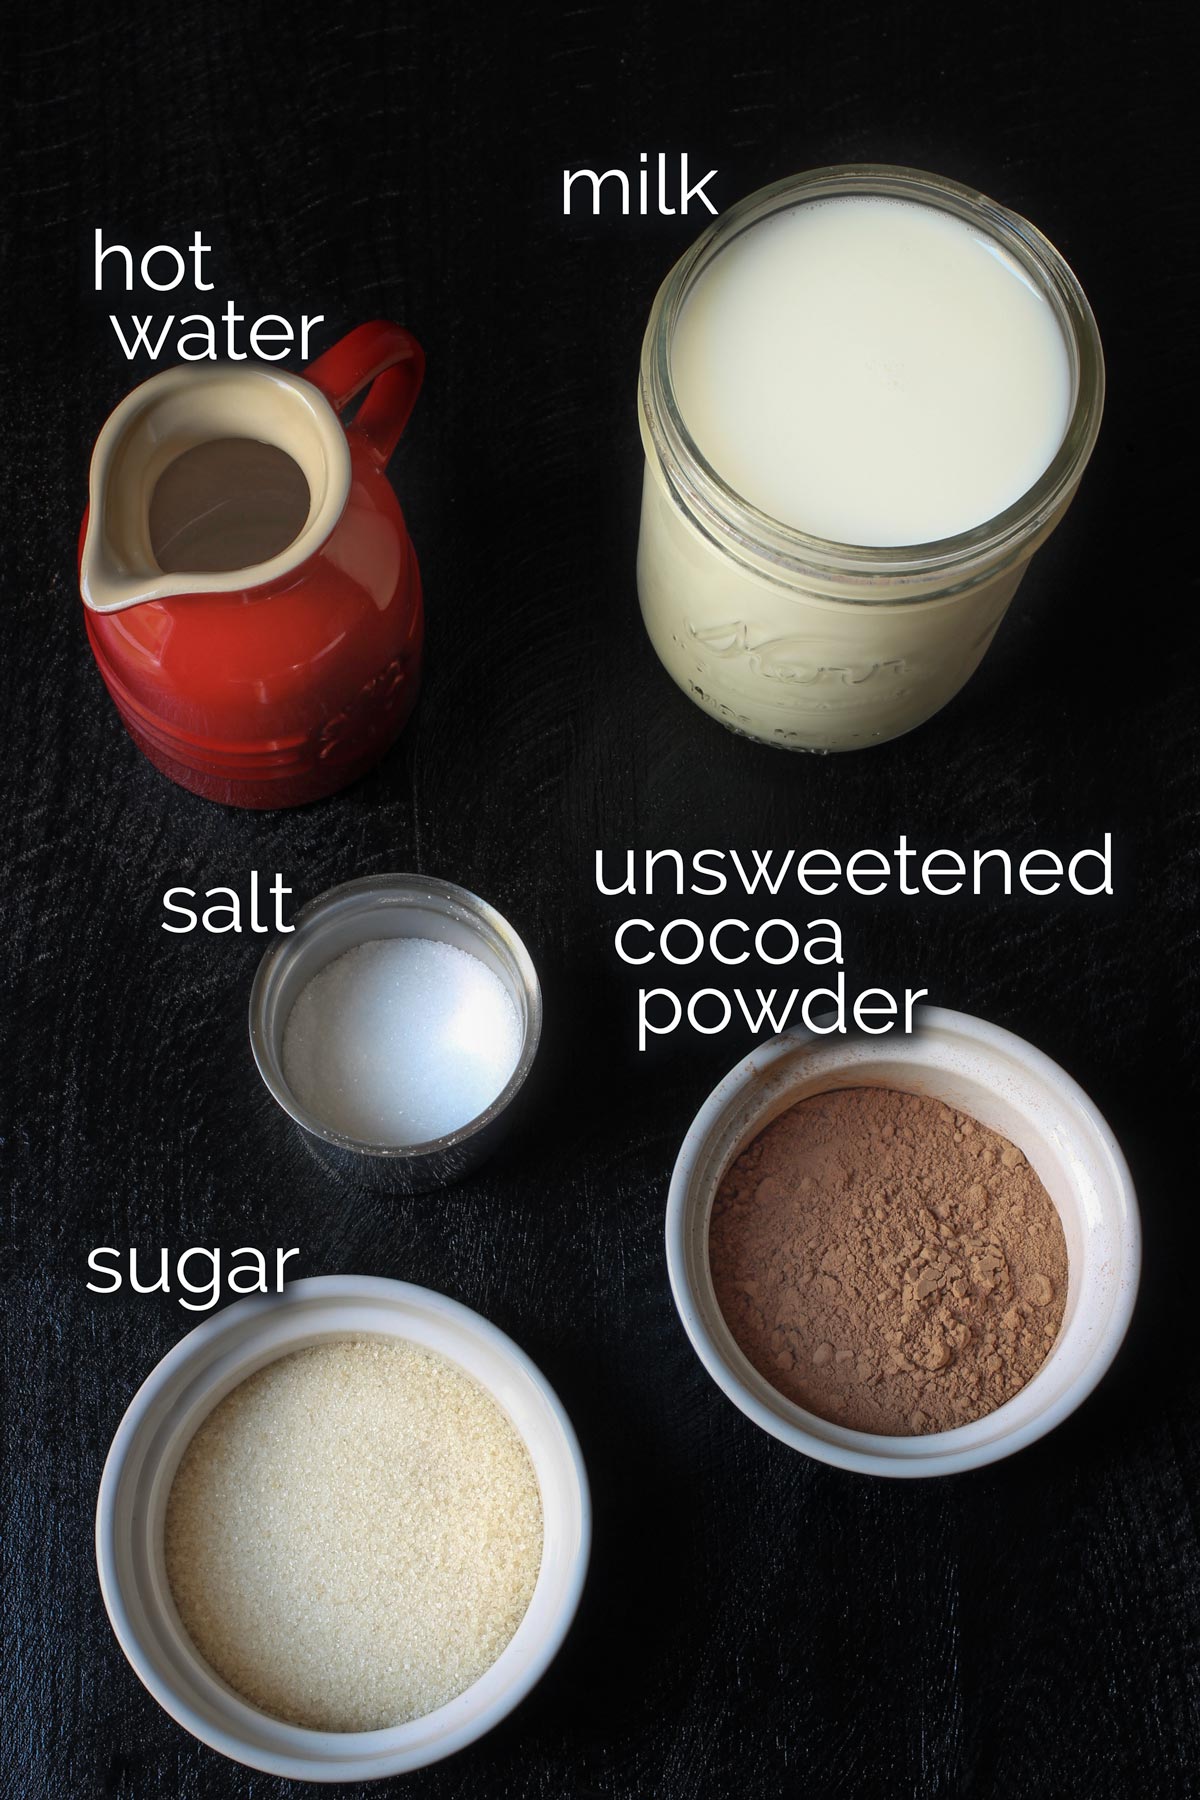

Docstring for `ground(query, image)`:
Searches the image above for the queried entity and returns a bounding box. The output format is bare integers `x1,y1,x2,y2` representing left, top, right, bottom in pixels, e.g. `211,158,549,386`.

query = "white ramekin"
666,1007,1140,1478
95,1275,590,1782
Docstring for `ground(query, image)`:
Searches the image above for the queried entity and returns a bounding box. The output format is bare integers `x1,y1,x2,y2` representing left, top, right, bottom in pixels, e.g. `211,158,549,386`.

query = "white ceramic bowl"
666,1007,1140,1477
96,1276,590,1782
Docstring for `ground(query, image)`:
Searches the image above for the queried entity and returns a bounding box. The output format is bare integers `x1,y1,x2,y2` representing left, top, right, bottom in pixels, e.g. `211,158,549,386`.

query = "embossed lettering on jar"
637,166,1104,752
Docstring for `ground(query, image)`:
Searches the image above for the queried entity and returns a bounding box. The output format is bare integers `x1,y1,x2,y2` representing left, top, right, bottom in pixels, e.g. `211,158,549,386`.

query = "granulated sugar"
282,937,523,1144
164,1338,543,1731
709,1087,1068,1435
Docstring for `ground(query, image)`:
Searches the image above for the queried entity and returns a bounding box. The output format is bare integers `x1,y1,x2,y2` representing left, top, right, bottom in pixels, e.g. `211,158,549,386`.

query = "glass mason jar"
637,166,1104,752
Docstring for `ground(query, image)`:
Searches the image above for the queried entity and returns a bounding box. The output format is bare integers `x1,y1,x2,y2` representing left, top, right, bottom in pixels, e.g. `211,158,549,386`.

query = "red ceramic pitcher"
79,321,425,808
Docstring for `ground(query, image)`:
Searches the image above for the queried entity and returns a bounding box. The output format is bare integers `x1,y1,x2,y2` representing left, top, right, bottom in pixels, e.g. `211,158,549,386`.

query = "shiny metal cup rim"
249,873,543,1160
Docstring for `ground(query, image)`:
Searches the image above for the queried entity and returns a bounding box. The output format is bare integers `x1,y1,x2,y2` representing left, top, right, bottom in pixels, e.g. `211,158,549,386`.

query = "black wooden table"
5,4,1198,1796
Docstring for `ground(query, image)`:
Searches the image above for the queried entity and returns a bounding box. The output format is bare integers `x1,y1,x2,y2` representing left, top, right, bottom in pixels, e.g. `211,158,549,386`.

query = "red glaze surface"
80,322,425,809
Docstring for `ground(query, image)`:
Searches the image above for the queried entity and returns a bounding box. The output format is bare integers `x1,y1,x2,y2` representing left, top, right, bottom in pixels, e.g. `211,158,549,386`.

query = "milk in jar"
636,167,1104,751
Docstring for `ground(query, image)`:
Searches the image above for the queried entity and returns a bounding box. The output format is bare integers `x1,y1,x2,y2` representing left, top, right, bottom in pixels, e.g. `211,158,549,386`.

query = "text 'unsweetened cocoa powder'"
709,1087,1067,1435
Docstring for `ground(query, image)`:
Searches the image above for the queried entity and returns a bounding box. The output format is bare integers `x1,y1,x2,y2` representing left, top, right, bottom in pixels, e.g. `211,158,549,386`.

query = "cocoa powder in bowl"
709,1087,1068,1436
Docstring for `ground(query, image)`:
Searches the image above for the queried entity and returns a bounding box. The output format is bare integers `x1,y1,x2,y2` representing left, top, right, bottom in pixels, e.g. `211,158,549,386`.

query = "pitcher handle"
304,321,425,468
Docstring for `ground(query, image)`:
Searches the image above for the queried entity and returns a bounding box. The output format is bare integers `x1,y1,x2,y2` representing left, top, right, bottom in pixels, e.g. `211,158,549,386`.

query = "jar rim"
639,164,1105,589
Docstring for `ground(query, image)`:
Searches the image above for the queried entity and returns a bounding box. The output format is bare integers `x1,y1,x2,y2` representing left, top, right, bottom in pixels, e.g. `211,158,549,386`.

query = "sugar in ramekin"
96,1276,589,1781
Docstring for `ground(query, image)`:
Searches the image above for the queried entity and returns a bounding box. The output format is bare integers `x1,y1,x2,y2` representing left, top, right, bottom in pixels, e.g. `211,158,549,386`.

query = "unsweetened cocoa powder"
709,1087,1067,1435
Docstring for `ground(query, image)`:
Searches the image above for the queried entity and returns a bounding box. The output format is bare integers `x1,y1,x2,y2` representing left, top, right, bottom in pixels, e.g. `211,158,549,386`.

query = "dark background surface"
4,3,1199,1796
